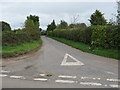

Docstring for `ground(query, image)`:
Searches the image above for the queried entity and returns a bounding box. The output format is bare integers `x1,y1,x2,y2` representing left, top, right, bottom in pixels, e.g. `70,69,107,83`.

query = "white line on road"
81,77,89,79
33,78,48,81
1,70,10,73
55,80,76,84
0,74,8,77
104,85,108,87
39,74,46,77
61,53,84,66
10,75,26,79
81,77,101,80
109,84,120,88
58,75,77,79
80,82,102,86
106,72,116,75
107,79,120,82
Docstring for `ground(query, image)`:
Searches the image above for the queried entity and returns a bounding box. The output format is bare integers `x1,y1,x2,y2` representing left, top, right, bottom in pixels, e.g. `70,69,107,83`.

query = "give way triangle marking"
61,53,84,66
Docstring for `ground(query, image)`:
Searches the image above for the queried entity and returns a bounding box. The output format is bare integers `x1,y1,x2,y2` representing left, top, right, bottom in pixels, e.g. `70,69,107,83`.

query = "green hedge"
48,27,92,45
48,25,120,49
91,25,120,49
2,30,40,46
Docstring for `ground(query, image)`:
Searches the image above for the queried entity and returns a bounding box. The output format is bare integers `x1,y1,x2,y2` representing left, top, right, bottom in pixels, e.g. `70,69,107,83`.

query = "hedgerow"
2,30,40,46
48,27,92,45
48,25,120,49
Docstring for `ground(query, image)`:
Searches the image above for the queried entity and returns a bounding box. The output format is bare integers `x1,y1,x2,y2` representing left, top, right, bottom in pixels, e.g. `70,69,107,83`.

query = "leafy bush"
2,30,40,46
91,25,120,49
91,25,108,47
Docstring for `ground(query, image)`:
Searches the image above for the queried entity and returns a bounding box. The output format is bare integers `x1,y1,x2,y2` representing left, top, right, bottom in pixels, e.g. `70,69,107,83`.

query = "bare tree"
70,14,80,24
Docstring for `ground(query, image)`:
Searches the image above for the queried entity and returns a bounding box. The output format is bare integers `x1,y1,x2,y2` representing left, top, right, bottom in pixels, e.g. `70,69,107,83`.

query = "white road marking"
107,79,120,82
34,78,48,81
39,74,46,76
107,72,116,75
104,85,108,87
58,75,77,79
97,78,101,80
81,77,101,80
93,78,96,80
109,84,120,88
1,70,10,73
0,74,8,77
55,80,76,84
80,82,102,86
81,77,89,79
61,53,84,66
10,75,26,79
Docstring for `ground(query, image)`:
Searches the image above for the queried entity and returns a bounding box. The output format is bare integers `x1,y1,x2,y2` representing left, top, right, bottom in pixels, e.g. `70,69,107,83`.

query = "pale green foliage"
25,19,35,31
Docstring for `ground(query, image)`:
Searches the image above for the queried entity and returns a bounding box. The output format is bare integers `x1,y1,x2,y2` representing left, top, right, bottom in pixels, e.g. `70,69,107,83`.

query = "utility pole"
117,1,120,25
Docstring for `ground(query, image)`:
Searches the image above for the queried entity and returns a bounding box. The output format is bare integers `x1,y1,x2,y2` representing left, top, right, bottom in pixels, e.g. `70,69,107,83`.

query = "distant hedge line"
2,30,40,46
48,25,120,49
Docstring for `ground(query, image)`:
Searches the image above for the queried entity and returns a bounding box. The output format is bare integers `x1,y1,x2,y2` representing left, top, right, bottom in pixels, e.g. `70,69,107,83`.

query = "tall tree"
57,20,68,29
27,15,39,23
25,15,40,31
47,20,56,31
89,10,107,25
0,21,11,31
51,20,56,30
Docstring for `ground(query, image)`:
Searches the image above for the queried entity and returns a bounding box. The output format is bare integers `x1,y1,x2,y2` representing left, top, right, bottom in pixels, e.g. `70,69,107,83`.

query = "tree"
27,15,39,23
70,14,80,24
57,20,68,29
0,21,11,31
39,28,42,32
89,10,107,25
47,24,51,31
47,20,56,31
69,23,86,28
108,18,116,25
25,15,40,31
51,20,56,30
24,15,40,40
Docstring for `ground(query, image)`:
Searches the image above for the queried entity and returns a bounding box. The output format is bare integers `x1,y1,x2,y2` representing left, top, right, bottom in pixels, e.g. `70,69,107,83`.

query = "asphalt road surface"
1,36,119,88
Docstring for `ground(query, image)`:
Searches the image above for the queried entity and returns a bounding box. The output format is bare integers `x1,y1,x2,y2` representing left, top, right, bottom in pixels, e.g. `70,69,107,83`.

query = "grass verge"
48,36,119,60
2,40,42,58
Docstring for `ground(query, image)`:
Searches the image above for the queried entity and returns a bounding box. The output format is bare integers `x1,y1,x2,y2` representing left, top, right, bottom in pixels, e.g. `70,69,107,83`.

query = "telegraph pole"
117,1,120,25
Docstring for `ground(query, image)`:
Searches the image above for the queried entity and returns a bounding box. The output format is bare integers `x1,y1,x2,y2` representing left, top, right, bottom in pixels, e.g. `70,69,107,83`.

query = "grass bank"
2,40,42,58
48,36,119,60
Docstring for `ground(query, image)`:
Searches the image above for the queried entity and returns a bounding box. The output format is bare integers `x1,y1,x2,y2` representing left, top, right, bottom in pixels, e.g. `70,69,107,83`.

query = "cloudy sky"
0,0,117,30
